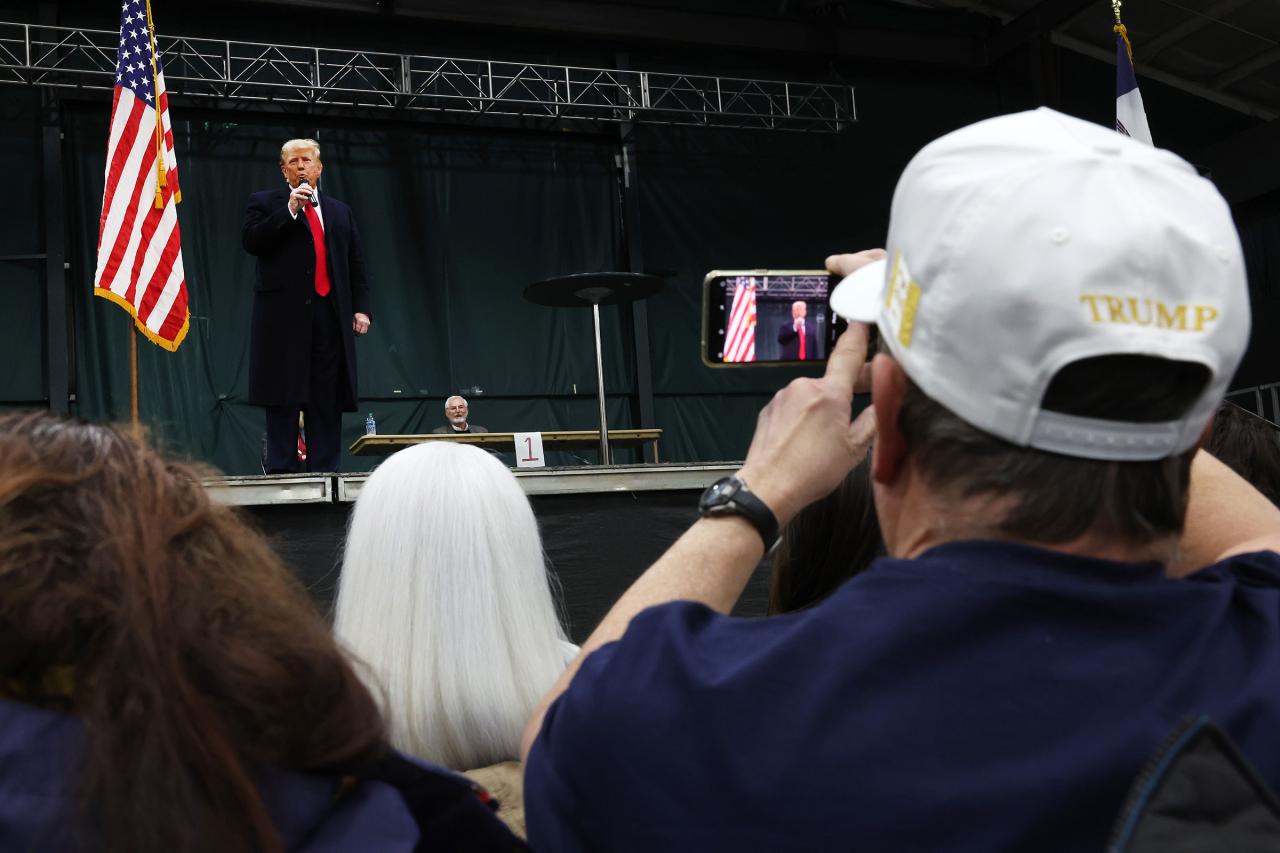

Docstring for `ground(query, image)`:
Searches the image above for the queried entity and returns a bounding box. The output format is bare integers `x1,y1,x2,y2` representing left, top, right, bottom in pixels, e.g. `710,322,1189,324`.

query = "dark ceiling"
201,0,1280,117
14,0,1280,201
25,0,1280,118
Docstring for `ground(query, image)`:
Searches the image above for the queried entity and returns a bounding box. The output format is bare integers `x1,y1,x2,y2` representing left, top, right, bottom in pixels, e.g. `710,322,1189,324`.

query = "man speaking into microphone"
777,299,817,361
243,138,371,473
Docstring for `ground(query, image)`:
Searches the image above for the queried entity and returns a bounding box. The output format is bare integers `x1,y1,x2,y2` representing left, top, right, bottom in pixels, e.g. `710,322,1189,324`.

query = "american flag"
724,277,757,363
1114,22,1152,146
94,0,189,351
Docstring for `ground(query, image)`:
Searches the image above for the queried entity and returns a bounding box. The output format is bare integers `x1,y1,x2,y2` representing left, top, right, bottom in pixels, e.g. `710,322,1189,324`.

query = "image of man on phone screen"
778,300,819,360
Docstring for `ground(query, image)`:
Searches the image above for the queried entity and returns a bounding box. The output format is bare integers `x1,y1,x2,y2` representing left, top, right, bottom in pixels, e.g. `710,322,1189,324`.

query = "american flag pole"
133,0,162,431
95,0,192,431
129,319,139,432
146,0,167,209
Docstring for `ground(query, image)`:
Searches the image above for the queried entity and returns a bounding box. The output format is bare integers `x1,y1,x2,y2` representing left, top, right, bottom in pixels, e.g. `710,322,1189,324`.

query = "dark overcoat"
242,187,371,409
0,697,526,850
777,320,819,361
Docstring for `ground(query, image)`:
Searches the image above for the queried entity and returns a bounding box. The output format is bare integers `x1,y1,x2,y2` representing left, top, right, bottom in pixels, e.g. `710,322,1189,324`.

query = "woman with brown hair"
769,457,884,615
0,411,521,852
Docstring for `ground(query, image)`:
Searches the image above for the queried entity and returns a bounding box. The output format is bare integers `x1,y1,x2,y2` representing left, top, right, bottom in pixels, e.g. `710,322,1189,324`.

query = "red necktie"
798,321,806,360
301,206,331,298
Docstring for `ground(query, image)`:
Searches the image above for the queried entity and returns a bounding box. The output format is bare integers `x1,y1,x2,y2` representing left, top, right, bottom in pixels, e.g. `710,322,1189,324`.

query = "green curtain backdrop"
4,65,1008,470
32,64,1274,468
65,106,628,472
637,74,1004,463
0,88,46,406
5,36,1280,475
46,71,1005,472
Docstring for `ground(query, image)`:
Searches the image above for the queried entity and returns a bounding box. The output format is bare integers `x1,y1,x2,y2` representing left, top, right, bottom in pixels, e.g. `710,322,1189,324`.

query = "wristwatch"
698,475,779,551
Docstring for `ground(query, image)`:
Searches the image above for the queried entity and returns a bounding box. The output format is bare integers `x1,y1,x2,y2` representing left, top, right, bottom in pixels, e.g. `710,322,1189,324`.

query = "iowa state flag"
1115,25,1153,146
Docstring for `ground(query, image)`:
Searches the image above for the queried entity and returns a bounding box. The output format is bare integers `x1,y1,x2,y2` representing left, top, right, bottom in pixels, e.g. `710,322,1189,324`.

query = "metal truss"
1226,382,1280,426
736,274,831,300
0,21,856,132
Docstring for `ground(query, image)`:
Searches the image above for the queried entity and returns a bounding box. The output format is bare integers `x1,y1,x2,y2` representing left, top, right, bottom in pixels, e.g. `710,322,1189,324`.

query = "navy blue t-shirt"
525,541,1280,852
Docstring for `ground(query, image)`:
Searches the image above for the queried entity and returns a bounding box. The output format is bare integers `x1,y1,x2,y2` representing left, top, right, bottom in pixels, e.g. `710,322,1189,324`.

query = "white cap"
830,108,1250,461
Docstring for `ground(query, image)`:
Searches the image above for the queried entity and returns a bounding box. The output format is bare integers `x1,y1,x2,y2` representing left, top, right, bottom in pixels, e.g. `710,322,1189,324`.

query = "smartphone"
701,270,845,367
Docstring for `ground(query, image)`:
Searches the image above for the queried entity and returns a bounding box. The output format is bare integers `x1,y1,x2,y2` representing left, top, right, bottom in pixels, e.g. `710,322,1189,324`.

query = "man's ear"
871,354,908,486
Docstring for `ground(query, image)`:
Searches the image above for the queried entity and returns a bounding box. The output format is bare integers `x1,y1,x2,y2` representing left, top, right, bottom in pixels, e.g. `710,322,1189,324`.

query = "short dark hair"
1206,403,1280,508
769,457,883,615
898,355,1211,545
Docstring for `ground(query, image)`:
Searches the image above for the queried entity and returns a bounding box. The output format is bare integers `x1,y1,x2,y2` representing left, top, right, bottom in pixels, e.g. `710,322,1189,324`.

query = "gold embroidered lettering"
1156,302,1188,330
1104,296,1126,323
1126,297,1152,326
1081,294,1217,332
887,251,901,308
898,281,921,348
1080,294,1104,323
1193,305,1219,332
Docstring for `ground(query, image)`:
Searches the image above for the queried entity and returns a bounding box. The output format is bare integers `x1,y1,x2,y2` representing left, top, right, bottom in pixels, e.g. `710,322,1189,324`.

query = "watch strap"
699,475,779,551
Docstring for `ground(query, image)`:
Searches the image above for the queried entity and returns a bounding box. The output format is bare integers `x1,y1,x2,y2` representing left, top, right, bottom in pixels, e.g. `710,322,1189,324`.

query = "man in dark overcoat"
777,299,819,361
243,138,371,473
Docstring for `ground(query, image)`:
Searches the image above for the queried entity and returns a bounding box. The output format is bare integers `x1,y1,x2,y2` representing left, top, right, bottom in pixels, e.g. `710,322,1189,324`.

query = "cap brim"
829,258,886,323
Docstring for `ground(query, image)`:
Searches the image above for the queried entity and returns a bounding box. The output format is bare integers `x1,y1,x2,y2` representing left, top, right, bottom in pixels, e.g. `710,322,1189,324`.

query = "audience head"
334,441,570,771
770,457,883,615
445,395,470,429
0,411,384,853
1207,403,1280,507
830,108,1250,557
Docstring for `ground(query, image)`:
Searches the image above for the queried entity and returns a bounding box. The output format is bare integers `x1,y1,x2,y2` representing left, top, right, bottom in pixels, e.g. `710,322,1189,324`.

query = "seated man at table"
432,396,489,435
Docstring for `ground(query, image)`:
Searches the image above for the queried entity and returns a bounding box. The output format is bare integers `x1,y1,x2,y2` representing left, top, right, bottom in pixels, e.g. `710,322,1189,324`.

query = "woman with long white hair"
333,441,575,836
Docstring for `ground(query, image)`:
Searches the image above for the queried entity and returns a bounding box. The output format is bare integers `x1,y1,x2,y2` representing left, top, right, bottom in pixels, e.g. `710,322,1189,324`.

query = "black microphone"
297,176,319,207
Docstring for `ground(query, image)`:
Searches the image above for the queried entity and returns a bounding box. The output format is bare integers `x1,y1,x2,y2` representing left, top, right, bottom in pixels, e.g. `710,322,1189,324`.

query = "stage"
208,464,774,643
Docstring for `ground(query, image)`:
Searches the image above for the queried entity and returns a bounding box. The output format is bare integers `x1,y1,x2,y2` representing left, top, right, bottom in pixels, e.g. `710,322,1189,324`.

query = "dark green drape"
0,88,46,406
66,107,630,472
52,72,1005,471
5,0,1280,470
637,74,1003,463
32,62,1273,470
4,59,1047,470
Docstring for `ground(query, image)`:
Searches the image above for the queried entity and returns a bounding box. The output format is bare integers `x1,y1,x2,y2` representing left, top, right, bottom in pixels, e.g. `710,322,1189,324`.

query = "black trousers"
264,295,344,474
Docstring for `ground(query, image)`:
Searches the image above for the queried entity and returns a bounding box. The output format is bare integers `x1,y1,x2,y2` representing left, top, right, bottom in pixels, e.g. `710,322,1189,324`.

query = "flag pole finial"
1112,0,1133,63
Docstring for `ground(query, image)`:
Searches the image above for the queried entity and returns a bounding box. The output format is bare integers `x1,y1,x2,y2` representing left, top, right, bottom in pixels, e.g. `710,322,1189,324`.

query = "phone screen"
702,270,844,366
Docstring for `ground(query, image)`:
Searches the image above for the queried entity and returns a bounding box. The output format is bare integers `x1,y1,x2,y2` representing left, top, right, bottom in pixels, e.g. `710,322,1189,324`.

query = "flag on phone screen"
725,277,757,363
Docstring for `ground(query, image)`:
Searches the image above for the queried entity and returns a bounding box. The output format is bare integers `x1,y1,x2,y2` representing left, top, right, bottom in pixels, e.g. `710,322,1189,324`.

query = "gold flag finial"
1112,0,1134,63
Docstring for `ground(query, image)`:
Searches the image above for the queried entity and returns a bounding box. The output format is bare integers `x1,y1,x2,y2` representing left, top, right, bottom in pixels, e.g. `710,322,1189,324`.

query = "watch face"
700,476,739,511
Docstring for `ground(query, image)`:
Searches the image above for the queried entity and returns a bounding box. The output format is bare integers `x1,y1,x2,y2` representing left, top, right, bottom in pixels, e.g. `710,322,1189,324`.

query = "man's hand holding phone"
736,250,884,526
825,249,887,283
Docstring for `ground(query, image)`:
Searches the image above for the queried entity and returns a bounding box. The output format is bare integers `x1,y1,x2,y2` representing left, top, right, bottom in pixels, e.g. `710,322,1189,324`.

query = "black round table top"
524,272,664,307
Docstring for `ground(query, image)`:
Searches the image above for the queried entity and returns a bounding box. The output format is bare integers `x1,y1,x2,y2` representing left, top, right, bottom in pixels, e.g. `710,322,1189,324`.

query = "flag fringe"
1114,23,1135,63
94,287,190,352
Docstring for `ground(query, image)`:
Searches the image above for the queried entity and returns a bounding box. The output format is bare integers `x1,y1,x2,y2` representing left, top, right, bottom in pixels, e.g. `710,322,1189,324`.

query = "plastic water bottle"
364,413,376,436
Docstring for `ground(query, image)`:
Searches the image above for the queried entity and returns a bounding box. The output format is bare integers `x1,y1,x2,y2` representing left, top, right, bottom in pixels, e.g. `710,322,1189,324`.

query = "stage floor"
210,464,774,642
